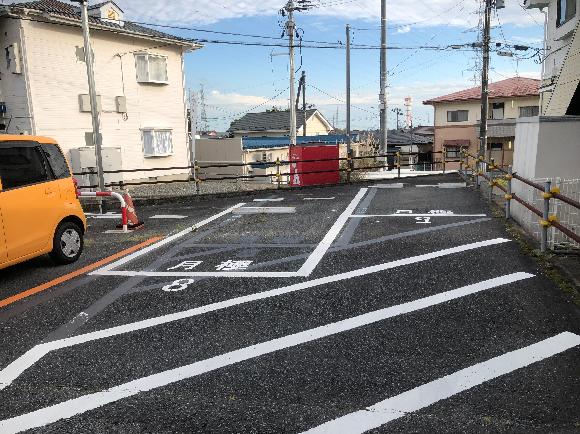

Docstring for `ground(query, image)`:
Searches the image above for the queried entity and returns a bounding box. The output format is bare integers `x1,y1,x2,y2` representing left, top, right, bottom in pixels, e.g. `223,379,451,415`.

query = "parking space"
1,175,579,433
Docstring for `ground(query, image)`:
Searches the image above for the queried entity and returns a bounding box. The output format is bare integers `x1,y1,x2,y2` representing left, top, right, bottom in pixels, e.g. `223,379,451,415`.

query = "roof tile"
424,77,540,104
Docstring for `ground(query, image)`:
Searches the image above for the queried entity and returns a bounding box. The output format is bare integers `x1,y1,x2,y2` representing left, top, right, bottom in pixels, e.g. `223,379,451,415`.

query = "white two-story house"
0,0,201,184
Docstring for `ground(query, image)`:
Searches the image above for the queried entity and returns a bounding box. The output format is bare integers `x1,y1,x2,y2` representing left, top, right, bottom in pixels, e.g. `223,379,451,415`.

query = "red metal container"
289,143,340,186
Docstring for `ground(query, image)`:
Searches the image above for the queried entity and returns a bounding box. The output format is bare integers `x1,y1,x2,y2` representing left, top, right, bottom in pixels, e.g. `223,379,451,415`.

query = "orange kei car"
0,135,86,270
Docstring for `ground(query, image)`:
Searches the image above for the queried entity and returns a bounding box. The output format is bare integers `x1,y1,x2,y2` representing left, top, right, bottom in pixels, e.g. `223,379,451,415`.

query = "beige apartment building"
0,0,200,185
424,77,540,170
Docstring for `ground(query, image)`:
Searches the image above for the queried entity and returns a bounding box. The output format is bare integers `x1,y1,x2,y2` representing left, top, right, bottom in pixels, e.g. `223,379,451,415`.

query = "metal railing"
73,150,460,191
461,150,580,251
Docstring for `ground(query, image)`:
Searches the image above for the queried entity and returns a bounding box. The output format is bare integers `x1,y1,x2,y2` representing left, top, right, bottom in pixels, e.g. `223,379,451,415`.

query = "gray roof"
228,109,321,133
7,0,196,47
362,128,434,146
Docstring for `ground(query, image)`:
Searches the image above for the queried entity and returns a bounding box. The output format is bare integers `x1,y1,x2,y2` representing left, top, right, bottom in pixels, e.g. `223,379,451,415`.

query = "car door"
0,142,60,261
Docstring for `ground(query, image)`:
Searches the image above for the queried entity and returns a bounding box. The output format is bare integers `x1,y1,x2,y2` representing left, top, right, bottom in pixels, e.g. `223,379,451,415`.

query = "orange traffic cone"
117,191,144,230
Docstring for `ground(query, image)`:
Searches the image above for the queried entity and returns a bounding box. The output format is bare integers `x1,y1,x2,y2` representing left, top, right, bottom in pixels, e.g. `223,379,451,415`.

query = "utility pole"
286,0,297,146
74,0,105,210
379,0,388,155
391,108,403,130
189,89,197,178
302,71,306,136
479,0,492,159
346,24,351,157
295,71,306,136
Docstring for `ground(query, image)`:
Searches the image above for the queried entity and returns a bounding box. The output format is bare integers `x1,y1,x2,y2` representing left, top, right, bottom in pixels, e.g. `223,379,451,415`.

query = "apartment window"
557,0,576,26
519,105,540,117
135,53,168,84
142,129,173,157
489,102,504,120
447,110,468,122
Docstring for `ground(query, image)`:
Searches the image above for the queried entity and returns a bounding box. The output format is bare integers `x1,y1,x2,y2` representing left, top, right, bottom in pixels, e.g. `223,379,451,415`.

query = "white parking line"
351,214,487,218
304,197,335,201
149,215,188,220
298,188,368,276
92,189,369,278
90,204,245,275
0,272,534,433
0,241,518,391
303,332,580,434
253,198,284,202
371,183,404,189
234,207,296,214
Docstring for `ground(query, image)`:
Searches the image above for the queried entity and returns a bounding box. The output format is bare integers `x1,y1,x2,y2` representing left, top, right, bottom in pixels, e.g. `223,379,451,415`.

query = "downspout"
18,16,35,134
180,47,194,178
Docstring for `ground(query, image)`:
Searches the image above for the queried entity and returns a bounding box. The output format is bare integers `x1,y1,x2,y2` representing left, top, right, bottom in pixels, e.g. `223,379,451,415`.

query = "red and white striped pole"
77,191,128,233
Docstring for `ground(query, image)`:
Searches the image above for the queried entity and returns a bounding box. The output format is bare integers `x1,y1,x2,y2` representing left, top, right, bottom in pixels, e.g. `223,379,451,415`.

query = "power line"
309,84,379,117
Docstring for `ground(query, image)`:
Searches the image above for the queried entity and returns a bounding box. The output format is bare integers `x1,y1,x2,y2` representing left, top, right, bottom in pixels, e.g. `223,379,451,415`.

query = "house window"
135,53,168,84
447,110,468,122
519,105,539,117
142,129,173,157
260,152,273,162
445,146,462,159
489,102,504,120
557,0,576,26
489,143,503,150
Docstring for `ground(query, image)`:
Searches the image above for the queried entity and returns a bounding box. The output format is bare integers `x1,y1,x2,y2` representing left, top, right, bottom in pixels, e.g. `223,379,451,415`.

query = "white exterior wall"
512,116,580,246
0,18,34,135
20,19,191,182
542,0,579,84
513,116,580,179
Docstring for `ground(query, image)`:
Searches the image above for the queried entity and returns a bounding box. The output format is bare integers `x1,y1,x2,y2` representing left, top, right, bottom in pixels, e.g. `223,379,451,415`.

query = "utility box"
289,143,340,187
115,96,127,113
69,147,123,187
78,94,102,112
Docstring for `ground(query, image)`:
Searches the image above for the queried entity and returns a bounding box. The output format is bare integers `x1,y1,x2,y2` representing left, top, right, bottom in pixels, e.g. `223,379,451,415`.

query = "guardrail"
460,150,580,251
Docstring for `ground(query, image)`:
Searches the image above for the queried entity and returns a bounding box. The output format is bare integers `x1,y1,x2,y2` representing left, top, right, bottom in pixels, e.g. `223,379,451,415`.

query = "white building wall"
21,19,191,182
0,18,34,135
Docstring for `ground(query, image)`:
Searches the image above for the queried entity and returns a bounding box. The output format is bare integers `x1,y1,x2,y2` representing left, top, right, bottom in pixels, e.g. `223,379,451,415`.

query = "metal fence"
461,151,580,251
74,150,460,191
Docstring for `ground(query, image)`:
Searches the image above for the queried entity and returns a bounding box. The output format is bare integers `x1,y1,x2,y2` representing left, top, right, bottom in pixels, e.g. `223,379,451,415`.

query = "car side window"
0,146,51,190
41,145,70,179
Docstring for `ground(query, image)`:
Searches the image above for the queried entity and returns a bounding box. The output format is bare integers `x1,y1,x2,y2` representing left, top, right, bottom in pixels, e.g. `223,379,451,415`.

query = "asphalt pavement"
0,174,579,433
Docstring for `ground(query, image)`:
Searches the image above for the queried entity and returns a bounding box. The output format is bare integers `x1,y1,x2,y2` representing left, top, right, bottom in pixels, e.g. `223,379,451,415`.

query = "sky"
13,0,548,131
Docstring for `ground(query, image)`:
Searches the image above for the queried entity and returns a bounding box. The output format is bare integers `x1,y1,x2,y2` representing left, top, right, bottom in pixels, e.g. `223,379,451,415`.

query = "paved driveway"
1,175,579,433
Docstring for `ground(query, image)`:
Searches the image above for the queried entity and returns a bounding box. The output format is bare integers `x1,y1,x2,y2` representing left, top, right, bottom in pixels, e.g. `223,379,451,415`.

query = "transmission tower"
199,84,209,133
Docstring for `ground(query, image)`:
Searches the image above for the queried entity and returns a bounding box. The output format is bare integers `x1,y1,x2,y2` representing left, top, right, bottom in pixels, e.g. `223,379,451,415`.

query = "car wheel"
50,221,84,265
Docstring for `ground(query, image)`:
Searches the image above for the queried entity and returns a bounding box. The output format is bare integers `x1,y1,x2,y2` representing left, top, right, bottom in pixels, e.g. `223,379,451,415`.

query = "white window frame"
141,128,174,157
134,53,169,84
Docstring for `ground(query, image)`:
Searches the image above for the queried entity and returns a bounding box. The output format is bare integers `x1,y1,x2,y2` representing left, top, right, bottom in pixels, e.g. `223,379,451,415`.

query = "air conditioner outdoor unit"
69,147,123,187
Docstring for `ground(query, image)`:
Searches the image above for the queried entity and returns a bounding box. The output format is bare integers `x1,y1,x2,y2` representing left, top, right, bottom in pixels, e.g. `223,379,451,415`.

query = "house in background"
424,77,540,170
227,109,333,138
195,134,356,183
0,0,200,185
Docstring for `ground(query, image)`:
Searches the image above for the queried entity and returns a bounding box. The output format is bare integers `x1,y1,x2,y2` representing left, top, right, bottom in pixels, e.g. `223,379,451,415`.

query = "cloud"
111,0,543,28
396,25,411,34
